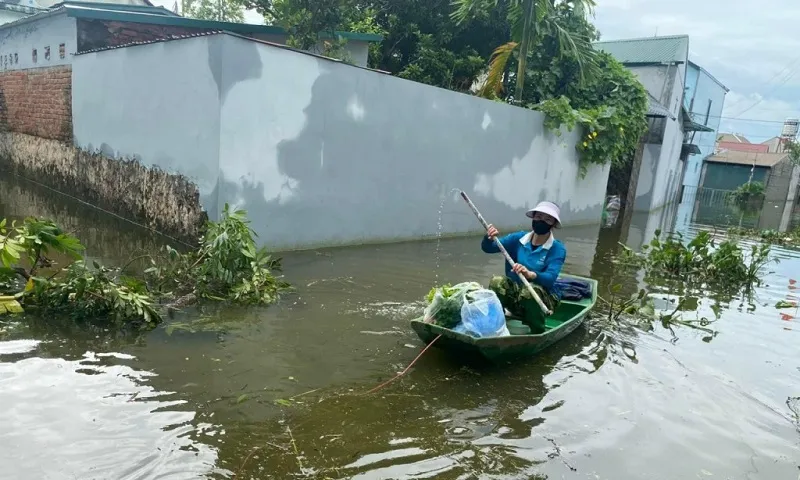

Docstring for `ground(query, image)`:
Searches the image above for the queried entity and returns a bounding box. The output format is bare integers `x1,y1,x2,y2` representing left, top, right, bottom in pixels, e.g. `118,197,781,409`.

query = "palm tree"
453,0,598,101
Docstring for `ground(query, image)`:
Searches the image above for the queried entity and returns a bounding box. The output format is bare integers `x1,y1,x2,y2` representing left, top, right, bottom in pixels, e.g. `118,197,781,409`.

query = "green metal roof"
594,35,689,64
54,1,178,16
62,3,383,42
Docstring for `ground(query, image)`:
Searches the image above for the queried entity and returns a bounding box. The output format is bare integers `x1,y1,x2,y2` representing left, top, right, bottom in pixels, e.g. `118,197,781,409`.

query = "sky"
593,0,800,144
149,0,800,144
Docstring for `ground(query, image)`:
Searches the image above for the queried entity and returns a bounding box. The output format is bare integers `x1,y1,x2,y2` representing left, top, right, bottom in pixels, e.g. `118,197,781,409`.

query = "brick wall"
77,19,214,52
0,66,72,141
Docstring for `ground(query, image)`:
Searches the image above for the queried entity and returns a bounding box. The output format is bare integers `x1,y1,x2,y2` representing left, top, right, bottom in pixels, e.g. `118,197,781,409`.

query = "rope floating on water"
363,334,442,395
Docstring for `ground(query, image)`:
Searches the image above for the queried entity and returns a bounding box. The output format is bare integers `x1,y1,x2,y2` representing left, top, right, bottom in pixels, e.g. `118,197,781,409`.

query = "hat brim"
526,209,562,228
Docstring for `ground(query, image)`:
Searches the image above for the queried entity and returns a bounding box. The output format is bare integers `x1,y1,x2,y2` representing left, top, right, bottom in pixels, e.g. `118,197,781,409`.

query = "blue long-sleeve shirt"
481,230,566,297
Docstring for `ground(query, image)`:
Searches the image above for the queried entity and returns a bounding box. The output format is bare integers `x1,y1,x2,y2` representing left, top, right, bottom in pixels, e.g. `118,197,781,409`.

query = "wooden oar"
460,191,552,316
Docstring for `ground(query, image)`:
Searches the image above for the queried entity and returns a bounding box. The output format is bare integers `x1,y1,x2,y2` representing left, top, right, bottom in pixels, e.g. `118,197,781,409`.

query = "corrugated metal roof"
705,150,789,168
594,35,689,64
76,29,223,54
62,2,383,42
647,92,675,119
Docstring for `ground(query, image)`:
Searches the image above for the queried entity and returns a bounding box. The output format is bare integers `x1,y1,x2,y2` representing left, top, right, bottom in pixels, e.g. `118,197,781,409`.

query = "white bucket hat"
525,201,562,228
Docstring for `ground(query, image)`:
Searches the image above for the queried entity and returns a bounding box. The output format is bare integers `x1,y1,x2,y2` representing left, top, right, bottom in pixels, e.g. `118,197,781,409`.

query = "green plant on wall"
530,52,649,176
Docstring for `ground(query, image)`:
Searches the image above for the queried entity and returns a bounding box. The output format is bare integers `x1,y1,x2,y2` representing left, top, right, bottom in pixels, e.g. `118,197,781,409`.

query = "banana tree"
452,0,598,101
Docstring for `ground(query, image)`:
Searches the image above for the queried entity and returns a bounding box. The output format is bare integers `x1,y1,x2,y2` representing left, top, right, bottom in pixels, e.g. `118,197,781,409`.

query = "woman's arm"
481,231,524,254
533,244,566,290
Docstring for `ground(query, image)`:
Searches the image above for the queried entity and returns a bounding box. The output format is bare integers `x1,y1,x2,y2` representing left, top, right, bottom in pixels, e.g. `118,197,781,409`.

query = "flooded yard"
1,174,798,479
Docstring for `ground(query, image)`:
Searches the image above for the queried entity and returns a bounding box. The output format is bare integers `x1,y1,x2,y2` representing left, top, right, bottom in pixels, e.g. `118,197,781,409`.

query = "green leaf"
236,394,250,404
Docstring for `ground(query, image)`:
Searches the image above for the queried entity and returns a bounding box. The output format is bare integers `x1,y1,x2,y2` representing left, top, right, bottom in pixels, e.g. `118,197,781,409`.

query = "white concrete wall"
631,63,687,212
72,36,221,216
73,33,611,251
0,12,75,71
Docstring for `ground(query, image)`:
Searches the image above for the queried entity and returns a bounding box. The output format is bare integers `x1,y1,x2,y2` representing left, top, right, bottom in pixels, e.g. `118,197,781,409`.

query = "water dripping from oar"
433,188,465,284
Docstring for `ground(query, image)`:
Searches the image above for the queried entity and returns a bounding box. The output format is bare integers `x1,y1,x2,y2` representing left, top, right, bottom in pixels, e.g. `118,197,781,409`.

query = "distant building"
697,150,798,230
0,1,381,67
681,60,729,202
0,0,45,24
595,35,725,215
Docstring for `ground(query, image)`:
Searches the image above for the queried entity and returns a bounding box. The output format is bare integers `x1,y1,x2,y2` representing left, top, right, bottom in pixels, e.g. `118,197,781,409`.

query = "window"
44,46,50,61
59,43,65,59
32,48,37,63
14,53,17,64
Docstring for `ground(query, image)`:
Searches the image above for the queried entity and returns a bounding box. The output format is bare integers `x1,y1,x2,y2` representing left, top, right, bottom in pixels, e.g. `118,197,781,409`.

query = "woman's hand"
486,224,499,239
512,263,537,280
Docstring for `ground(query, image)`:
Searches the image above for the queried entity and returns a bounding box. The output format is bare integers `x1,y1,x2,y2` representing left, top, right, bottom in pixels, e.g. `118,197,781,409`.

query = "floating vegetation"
0,205,291,329
604,229,777,339
728,226,800,248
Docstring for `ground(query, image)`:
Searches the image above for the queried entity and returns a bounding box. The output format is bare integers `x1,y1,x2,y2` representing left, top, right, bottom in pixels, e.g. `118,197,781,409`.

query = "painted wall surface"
682,64,726,190
701,163,768,190
0,13,75,71
72,36,221,215
631,63,686,212
73,33,611,250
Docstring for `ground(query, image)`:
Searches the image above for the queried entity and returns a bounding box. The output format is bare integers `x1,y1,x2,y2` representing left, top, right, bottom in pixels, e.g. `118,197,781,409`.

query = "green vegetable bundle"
423,282,481,328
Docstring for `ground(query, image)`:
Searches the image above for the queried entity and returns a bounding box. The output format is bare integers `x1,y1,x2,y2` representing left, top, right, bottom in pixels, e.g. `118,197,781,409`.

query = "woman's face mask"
532,219,553,235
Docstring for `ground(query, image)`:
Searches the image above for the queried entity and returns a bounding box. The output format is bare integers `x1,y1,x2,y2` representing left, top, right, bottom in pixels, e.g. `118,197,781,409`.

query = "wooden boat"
410,274,598,363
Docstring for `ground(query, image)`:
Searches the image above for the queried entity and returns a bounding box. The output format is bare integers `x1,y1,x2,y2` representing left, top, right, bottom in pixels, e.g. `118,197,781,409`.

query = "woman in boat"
481,201,566,334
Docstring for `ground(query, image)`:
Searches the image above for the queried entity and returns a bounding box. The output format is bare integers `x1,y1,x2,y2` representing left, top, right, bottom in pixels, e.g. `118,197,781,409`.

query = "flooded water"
1,173,799,479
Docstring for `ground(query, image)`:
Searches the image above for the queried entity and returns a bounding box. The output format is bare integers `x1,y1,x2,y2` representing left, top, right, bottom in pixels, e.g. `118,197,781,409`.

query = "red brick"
0,66,72,141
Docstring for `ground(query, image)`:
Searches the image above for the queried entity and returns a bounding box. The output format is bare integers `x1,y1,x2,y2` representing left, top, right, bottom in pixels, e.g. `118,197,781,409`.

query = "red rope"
363,334,442,395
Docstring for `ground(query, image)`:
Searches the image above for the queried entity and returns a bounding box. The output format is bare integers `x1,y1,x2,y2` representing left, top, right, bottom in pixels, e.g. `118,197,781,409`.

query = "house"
715,133,772,154
0,1,382,68
696,150,799,230
681,61,729,199
595,35,721,214
0,0,44,24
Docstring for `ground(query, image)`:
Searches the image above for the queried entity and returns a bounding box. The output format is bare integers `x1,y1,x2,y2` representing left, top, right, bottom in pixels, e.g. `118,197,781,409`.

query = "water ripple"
0,345,220,480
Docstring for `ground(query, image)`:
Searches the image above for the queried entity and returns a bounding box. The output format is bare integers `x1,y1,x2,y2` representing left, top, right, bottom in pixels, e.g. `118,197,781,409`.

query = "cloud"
593,0,800,141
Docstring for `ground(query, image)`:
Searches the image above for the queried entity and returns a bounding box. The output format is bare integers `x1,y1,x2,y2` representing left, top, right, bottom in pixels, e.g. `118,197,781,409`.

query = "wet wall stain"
0,132,207,243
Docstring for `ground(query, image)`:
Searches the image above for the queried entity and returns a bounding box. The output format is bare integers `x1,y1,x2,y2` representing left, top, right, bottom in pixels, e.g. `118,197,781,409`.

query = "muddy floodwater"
1,174,798,480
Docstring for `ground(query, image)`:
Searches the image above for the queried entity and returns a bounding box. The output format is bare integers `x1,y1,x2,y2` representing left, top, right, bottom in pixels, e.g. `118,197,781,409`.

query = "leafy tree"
182,0,245,22
366,0,509,90
234,0,352,49
452,0,598,101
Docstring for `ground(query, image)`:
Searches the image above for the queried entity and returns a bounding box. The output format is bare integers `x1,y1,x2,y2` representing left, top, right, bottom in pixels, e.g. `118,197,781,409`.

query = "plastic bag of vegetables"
423,282,482,327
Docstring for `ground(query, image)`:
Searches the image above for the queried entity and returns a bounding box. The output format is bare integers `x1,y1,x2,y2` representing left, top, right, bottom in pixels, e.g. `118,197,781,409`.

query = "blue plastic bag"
459,289,508,338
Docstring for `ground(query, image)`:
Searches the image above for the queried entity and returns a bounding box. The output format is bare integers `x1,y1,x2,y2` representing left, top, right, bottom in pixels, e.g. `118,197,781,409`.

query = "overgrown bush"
0,205,291,329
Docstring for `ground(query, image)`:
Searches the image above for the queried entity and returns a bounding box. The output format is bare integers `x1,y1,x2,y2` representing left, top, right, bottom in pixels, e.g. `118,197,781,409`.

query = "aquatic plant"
728,226,800,248
618,230,774,293
0,206,291,328
606,229,776,340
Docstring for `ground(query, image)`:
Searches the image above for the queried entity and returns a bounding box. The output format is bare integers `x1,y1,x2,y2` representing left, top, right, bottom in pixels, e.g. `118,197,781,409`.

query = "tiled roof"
717,133,750,144
706,150,789,168
594,35,689,64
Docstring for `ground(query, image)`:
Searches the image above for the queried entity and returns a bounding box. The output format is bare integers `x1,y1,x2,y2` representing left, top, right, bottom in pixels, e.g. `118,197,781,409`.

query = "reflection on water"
0,340,220,479
0,174,799,479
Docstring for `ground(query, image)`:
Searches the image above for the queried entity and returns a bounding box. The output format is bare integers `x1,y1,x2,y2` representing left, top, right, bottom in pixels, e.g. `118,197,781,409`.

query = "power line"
728,60,800,119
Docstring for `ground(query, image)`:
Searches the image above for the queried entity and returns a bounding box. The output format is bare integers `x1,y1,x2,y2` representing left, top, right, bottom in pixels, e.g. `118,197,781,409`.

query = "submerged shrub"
0,205,291,328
